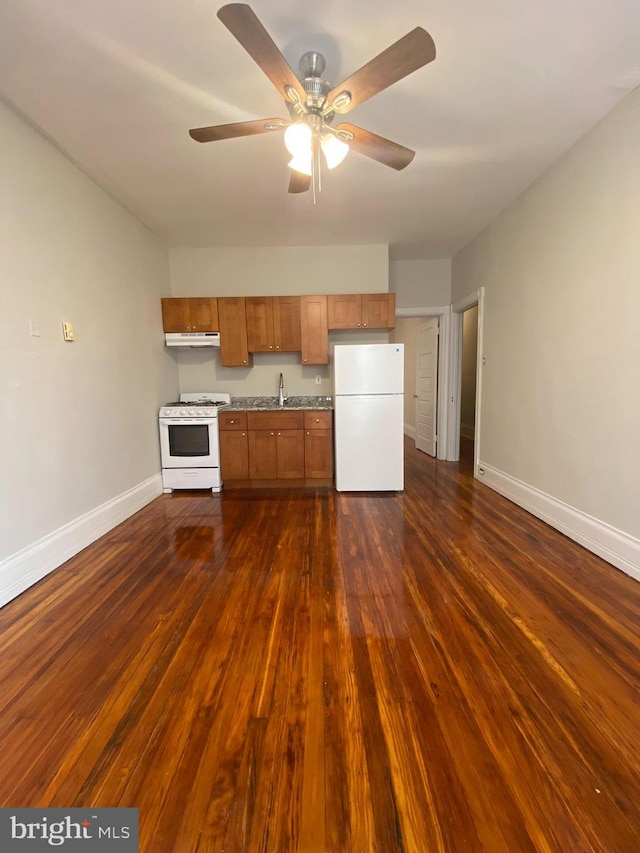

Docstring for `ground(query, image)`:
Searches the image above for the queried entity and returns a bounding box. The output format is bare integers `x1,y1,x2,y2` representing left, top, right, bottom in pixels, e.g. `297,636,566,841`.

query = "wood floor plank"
0,440,639,851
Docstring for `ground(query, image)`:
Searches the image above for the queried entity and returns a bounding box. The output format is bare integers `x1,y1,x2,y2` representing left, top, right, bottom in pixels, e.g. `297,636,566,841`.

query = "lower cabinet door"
276,430,305,479
248,431,278,479
219,431,249,481
304,430,333,478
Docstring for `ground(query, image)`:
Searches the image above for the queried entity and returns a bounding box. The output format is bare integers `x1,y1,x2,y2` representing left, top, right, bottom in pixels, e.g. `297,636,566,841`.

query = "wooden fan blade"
189,118,286,143
326,27,435,113
335,123,415,170
217,4,306,103
288,171,311,193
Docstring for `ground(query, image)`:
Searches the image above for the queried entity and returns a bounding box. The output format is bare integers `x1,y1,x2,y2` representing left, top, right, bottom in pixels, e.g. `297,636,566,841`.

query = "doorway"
445,287,485,471
459,305,478,465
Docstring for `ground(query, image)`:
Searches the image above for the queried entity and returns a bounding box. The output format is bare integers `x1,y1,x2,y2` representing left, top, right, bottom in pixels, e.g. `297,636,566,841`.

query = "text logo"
0,808,138,851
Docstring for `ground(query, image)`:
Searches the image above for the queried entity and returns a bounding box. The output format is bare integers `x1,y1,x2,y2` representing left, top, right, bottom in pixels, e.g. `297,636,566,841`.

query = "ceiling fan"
189,3,436,195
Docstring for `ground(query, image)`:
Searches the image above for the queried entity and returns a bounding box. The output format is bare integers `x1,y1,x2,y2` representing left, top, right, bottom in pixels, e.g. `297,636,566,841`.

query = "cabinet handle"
271,432,275,436
275,345,280,350
357,322,361,327
229,419,236,424
277,432,281,436
363,323,368,327
269,345,273,349
306,431,310,435
315,418,320,423
303,358,307,363
243,359,247,364
242,432,246,436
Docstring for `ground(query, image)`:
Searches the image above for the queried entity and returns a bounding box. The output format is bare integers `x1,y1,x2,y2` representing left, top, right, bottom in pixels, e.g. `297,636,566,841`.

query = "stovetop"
163,400,227,407
159,392,231,419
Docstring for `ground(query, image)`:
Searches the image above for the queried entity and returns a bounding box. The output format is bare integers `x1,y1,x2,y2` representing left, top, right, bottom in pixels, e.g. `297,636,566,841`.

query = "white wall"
390,259,451,310
0,101,176,602
168,245,390,397
452,86,640,573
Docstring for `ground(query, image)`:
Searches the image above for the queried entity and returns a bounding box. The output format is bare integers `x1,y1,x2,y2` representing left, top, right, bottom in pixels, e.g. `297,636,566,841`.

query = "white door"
415,318,438,456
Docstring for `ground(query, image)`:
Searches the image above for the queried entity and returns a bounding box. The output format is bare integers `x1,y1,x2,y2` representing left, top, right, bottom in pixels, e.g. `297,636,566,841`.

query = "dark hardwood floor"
1,439,639,852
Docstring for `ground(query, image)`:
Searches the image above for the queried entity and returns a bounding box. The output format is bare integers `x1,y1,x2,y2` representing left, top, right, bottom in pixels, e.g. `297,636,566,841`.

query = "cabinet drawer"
219,412,248,430
303,410,332,430
247,411,304,431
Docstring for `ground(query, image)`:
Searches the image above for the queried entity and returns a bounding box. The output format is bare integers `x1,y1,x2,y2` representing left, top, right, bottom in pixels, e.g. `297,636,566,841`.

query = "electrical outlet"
29,318,41,338
315,375,322,384
62,322,75,341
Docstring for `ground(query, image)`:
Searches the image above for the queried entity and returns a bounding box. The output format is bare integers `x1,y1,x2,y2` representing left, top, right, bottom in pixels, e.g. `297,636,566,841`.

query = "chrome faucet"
278,372,287,406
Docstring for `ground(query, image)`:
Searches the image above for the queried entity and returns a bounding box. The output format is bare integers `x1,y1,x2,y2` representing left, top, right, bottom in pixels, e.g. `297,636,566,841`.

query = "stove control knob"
197,409,205,416
180,408,188,415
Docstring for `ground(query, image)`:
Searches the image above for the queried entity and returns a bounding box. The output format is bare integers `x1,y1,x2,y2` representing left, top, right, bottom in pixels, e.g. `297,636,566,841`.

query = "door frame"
446,287,485,471
395,304,451,461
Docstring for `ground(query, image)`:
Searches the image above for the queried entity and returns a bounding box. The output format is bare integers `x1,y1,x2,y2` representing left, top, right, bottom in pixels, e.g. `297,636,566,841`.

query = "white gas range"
158,392,231,493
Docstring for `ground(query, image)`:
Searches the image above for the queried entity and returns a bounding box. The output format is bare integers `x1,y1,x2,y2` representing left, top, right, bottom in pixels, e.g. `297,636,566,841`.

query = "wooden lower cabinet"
304,411,333,479
249,429,305,479
218,412,249,483
219,409,332,487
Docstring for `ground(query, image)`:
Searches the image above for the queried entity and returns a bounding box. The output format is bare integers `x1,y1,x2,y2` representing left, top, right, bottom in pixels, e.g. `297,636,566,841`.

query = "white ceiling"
2,0,640,259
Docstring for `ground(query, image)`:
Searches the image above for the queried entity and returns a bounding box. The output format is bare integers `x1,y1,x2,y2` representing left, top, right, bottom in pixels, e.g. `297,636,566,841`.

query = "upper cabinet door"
218,297,252,367
328,294,362,329
246,297,275,352
362,293,396,329
273,296,301,352
161,298,190,332
189,298,219,331
300,295,328,365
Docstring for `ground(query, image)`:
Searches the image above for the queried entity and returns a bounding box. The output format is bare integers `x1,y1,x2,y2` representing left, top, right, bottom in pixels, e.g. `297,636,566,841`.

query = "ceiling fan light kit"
189,3,436,196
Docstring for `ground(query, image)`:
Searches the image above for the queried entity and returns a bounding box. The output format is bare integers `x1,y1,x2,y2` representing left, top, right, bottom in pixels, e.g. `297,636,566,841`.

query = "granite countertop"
226,395,333,411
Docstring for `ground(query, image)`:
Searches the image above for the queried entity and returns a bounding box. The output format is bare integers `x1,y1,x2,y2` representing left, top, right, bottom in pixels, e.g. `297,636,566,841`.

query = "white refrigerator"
333,343,404,491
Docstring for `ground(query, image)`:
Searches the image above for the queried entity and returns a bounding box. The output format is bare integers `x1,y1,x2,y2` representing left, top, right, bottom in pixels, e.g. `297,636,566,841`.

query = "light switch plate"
62,322,75,341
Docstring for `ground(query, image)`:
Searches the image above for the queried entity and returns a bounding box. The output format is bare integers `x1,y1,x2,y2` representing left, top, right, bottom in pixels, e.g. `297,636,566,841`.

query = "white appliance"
158,392,230,493
334,344,404,491
165,332,220,347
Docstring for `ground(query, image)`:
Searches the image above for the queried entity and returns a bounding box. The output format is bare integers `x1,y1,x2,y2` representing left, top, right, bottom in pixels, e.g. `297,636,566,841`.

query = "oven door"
159,417,219,468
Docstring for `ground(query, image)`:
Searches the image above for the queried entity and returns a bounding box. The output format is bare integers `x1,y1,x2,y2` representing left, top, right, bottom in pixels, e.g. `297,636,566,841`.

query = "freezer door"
334,344,404,395
335,394,404,491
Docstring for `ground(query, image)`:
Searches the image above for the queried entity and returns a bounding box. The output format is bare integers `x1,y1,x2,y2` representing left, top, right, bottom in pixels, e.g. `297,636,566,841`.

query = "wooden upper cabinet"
300,295,328,365
362,292,396,329
273,296,302,352
327,293,396,330
245,296,301,353
161,297,219,332
327,294,361,329
217,297,252,367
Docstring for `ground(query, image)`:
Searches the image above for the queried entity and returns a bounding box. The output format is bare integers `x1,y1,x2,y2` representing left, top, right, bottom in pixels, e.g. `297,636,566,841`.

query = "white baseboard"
0,474,163,609
404,423,416,440
477,462,640,582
